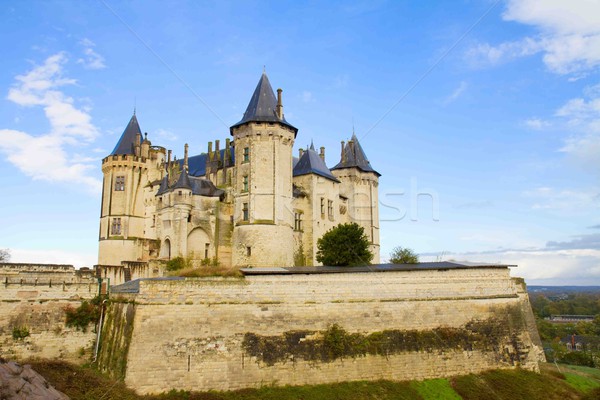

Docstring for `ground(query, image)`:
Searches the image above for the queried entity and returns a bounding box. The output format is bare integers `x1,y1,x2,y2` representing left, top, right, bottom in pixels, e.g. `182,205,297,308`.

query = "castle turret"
229,72,297,267
331,133,381,263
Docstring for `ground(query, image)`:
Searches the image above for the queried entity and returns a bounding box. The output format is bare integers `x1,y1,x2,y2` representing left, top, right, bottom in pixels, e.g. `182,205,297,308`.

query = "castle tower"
98,113,150,265
229,72,298,267
332,134,381,263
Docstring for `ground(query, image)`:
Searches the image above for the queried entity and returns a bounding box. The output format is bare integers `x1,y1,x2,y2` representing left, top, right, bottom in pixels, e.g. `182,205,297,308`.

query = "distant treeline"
531,292,600,318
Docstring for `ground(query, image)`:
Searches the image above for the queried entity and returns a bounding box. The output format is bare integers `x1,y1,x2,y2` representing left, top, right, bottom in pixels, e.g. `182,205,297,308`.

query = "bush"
560,351,596,367
316,223,373,266
389,246,419,264
166,256,190,271
12,326,29,340
64,296,103,332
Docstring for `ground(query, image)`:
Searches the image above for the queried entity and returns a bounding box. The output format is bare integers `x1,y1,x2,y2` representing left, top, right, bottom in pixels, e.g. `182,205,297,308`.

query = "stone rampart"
99,266,544,394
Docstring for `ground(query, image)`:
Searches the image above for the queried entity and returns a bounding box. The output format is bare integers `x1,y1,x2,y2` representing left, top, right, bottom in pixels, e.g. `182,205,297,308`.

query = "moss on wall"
97,302,136,380
242,305,528,366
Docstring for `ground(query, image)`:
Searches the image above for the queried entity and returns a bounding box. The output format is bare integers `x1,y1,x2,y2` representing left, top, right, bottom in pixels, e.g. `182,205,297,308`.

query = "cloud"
77,38,106,70
588,224,600,229
524,117,551,130
546,233,600,250
467,0,600,76
443,81,468,105
453,200,493,210
0,52,101,193
302,91,314,103
9,247,96,269
155,128,178,141
523,186,599,211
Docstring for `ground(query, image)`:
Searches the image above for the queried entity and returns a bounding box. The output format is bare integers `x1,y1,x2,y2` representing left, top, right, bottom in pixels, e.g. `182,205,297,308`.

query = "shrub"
166,256,190,271
64,296,103,332
12,326,29,340
316,223,373,266
389,246,419,264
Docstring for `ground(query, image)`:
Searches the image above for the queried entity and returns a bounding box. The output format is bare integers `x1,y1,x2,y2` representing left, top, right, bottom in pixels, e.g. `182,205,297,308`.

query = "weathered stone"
0,359,69,400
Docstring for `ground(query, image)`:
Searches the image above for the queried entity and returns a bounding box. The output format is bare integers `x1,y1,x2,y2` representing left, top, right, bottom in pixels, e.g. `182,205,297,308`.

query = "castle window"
111,218,122,235
243,147,250,162
328,200,333,218
115,176,125,191
243,175,248,192
152,215,156,227
294,212,303,231
242,202,249,221
247,246,252,256
205,243,210,259
320,198,325,215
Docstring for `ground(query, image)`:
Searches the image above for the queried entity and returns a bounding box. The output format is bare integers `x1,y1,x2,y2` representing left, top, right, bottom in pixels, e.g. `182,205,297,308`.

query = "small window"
152,215,156,227
115,176,125,191
320,198,325,215
294,212,303,231
247,246,252,256
243,147,250,162
328,200,333,218
205,243,210,259
243,175,248,192
242,202,249,221
111,218,122,235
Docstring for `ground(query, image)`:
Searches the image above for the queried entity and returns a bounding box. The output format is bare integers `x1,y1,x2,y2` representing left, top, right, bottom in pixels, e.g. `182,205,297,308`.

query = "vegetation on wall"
316,223,373,266
64,296,104,332
242,307,525,366
12,326,29,340
389,246,419,264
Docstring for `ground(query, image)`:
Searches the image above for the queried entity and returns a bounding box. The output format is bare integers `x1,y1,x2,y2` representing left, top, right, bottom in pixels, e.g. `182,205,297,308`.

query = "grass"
26,360,600,400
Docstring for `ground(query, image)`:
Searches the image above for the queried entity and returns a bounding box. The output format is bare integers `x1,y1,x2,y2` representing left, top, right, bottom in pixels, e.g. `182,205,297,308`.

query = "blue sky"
1,0,599,285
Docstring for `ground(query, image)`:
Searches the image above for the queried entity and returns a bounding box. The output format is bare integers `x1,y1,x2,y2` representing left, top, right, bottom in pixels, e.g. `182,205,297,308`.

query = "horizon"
0,0,599,286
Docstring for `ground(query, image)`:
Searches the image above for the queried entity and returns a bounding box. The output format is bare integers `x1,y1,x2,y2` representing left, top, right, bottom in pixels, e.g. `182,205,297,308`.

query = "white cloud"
523,186,599,211
9,247,96,269
77,38,106,70
443,81,468,105
0,53,101,193
524,117,551,130
467,0,600,76
155,128,178,141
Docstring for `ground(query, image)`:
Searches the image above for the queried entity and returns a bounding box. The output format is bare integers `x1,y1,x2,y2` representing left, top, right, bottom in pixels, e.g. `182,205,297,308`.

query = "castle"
98,72,380,269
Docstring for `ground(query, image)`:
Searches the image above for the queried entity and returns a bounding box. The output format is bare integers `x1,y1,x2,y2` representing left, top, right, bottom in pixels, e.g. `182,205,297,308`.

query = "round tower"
229,72,297,267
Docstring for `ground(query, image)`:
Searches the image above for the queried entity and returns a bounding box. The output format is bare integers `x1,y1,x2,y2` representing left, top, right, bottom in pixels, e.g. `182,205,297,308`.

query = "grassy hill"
28,360,600,400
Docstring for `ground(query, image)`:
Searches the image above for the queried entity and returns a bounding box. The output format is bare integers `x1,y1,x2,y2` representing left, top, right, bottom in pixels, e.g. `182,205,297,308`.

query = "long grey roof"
179,148,235,177
111,114,142,155
293,146,339,182
155,173,224,199
230,72,298,135
332,133,380,176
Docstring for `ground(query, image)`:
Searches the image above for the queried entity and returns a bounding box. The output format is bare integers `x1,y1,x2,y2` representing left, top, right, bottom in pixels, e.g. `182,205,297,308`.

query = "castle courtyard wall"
100,267,544,394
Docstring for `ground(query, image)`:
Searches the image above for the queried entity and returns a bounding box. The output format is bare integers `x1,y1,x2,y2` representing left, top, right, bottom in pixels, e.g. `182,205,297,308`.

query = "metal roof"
332,133,380,176
230,72,298,135
182,148,234,177
173,169,192,190
293,146,339,182
155,173,224,198
240,261,515,275
110,114,142,156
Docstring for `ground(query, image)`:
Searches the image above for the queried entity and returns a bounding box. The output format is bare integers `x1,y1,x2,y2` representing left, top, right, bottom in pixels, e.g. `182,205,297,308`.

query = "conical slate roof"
173,169,192,190
156,175,169,196
230,72,297,135
293,146,339,182
332,134,380,176
111,114,142,155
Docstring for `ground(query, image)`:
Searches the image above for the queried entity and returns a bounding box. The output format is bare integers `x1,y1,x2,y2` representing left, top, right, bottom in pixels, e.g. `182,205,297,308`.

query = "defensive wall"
0,263,98,362
99,262,545,394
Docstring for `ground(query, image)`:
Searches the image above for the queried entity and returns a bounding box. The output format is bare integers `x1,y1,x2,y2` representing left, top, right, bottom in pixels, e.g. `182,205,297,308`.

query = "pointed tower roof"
230,72,298,135
156,175,169,196
293,146,339,182
173,169,192,190
111,114,142,155
332,134,381,176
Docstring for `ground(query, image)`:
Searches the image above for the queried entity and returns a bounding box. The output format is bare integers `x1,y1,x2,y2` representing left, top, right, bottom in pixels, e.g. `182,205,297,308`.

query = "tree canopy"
316,223,373,266
389,246,419,264
0,248,10,262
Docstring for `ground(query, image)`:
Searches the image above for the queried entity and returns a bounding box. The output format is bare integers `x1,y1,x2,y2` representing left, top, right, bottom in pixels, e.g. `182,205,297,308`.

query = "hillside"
28,360,600,400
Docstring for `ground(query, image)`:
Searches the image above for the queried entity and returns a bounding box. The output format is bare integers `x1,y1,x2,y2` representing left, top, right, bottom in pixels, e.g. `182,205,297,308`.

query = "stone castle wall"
99,266,544,394
0,263,98,362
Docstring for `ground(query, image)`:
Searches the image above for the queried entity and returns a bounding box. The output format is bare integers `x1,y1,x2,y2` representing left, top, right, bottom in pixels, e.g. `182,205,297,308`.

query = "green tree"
316,223,373,266
389,246,419,264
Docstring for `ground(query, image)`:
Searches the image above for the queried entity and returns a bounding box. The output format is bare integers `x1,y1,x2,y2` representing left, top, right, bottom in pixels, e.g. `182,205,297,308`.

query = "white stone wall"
106,267,543,394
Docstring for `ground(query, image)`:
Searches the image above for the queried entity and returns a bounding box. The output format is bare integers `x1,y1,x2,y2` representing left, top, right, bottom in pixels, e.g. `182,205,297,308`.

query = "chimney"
215,140,220,160
340,141,346,163
319,146,325,162
348,140,355,158
276,88,283,119
134,132,141,157
184,143,189,172
299,148,304,158
225,138,231,165
208,141,213,160
167,149,172,170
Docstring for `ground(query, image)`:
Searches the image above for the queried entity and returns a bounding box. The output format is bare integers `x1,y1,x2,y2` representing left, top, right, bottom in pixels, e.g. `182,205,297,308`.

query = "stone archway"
160,238,171,259
187,228,211,260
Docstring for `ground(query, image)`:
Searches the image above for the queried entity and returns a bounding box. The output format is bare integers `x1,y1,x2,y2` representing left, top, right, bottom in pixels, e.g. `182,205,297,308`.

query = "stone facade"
99,265,544,394
97,72,380,271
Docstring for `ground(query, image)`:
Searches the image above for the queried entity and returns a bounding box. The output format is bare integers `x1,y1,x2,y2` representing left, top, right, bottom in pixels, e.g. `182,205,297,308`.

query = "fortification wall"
99,267,544,394
0,264,98,362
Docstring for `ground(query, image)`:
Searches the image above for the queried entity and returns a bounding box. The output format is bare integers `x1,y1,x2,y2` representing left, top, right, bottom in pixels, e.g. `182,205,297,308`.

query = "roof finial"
133,96,136,116
263,65,266,74
310,140,315,151
352,116,355,135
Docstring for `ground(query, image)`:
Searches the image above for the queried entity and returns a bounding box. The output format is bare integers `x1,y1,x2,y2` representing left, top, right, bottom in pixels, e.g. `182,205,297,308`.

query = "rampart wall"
99,267,544,394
